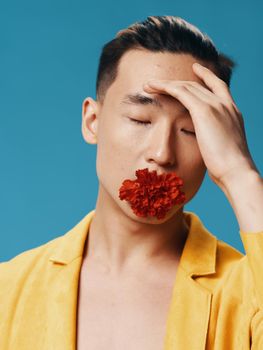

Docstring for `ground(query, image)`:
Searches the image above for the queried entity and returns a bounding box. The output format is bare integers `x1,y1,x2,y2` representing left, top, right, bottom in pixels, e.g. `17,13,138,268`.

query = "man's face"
83,50,208,223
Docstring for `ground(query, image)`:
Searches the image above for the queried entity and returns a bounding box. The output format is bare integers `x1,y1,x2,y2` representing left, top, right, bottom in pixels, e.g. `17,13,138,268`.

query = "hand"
143,63,258,188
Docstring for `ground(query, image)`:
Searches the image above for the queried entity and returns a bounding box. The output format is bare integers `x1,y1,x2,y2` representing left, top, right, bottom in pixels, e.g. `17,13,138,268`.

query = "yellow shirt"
0,209,263,349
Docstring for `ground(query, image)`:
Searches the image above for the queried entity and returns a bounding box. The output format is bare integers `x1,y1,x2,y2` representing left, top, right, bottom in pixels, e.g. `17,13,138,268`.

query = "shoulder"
0,234,64,287
0,209,94,279
212,236,258,306
0,209,94,295
184,210,252,298
0,233,65,333
216,237,245,268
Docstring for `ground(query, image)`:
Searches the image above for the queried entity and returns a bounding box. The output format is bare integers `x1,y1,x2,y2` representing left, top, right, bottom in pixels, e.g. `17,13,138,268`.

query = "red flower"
118,168,186,220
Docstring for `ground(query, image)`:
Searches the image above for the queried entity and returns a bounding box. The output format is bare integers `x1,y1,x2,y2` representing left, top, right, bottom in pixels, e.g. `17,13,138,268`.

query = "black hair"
96,15,237,104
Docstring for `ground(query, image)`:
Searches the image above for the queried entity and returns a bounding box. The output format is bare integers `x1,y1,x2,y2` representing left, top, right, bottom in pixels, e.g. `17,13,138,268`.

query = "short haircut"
96,15,237,104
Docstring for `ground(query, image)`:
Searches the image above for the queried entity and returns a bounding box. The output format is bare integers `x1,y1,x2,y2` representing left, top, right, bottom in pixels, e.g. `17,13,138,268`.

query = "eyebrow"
120,92,188,114
120,93,163,108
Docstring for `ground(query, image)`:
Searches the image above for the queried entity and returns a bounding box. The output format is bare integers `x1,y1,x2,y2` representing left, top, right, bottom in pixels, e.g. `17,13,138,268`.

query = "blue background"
0,0,262,262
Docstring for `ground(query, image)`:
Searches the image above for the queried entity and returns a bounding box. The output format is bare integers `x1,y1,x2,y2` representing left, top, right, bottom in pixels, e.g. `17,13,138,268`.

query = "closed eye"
129,118,195,136
129,118,151,126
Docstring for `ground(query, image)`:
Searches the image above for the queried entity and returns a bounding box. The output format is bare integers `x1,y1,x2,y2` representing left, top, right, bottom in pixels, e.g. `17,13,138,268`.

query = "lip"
134,168,183,182
118,167,186,220
147,169,175,176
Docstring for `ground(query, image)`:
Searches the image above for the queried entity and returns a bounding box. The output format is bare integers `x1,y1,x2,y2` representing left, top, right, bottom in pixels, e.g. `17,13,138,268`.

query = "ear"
81,97,100,145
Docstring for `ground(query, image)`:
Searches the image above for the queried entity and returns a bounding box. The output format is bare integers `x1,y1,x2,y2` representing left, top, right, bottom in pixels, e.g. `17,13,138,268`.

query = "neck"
84,185,189,275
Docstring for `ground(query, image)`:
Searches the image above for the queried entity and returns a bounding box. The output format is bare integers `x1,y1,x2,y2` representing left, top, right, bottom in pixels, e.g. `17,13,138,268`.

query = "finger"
187,79,240,116
147,79,215,98
144,81,224,117
183,84,220,107
192,63,235,104
146,79,238,115
143,81,207,117
184,81,220,100
176,81,223,106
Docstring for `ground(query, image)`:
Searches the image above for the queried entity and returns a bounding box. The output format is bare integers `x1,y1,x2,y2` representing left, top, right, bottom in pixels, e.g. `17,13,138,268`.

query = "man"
1,15,263,350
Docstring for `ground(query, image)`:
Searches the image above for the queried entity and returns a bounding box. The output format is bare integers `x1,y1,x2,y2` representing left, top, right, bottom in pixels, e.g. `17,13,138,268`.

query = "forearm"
220,169,263,233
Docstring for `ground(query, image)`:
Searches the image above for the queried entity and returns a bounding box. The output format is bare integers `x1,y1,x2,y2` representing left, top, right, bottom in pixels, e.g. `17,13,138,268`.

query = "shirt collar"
179,211,217,276
49,209,217,277
49,209,95,265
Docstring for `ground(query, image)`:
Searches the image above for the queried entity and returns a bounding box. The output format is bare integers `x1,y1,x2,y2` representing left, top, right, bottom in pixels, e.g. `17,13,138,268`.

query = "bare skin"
76,232,187,350
77,50,209,349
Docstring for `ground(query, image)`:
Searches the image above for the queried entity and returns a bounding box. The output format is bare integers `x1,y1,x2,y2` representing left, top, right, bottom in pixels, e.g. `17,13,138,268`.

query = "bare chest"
76,260,178,350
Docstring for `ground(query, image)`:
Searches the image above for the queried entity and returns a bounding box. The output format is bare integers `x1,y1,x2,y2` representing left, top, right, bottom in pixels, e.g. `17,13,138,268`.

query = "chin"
124,202,183,225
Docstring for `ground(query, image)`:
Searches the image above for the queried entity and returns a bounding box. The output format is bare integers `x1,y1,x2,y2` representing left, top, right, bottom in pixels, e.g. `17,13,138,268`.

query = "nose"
145,122,177,169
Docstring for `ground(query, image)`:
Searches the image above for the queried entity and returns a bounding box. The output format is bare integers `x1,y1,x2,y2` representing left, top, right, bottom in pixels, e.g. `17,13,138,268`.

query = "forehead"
116,50,208,88
106,49,209,109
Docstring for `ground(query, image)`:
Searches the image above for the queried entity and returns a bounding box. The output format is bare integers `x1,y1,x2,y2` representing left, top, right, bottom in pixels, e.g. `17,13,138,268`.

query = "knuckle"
213,102,225,113
176,84,187,91
220,79,228,88
202,104,213,114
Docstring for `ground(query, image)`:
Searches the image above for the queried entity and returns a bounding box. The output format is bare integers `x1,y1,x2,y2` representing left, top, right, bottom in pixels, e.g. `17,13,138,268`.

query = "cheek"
174,142,206,198
95,122,137,191
181,157,206,202
100,115,143,160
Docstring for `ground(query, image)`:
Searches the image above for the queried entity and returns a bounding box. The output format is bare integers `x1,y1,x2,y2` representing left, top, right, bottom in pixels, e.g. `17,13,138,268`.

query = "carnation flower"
118,168,186,220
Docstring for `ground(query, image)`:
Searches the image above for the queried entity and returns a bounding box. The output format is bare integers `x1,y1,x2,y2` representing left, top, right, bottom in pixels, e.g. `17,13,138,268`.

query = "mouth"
118,167,186,220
